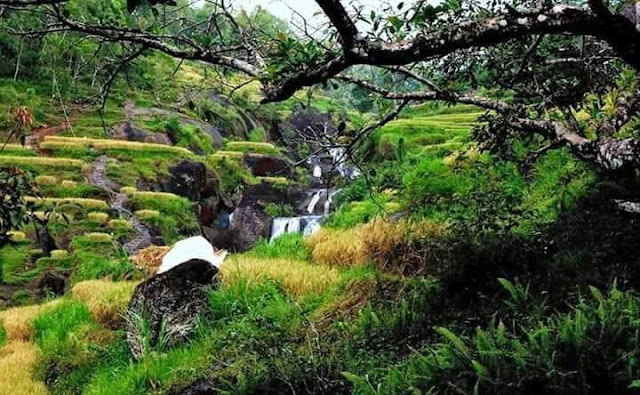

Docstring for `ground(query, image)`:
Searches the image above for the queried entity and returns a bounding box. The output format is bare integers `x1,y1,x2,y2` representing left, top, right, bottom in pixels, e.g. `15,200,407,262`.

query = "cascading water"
270,216,322,242
270,148,356,242
307,189,324,214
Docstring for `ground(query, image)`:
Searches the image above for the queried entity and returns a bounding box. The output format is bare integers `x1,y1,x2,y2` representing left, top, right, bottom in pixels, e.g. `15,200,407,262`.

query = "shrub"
352,287,640,394
264,202,294,217
71,280,139,327
35,175,57,186
87,212,109,224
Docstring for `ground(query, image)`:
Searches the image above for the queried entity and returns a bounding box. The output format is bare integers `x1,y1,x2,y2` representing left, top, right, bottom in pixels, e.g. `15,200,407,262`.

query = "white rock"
158,236,227,274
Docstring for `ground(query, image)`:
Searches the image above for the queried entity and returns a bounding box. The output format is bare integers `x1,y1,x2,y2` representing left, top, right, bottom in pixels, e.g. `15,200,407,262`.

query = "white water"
307,189,324,214
329,147,361,179
313,164,322,178
270,216,322,242
324,189,341,215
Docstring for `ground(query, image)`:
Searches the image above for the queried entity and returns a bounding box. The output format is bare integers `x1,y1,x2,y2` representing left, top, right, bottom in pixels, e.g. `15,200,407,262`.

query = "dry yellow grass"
84,232,113,243
221,256,339,297
226,141,276,151
60,180,77,188
119,186,137,195
210,151,244,160
0,155,83,168
108,219,131,229
132,191,180,200
256,176,288,185
135,209,160,219
71,280,139,327
130,245,170,275
7,231,26,243
0,299,61,341
34,175,57,186
24,196,109,210
306,220,446,270
0,341,47,395
87,212,109,224
50,250,69,259
43,136,192,155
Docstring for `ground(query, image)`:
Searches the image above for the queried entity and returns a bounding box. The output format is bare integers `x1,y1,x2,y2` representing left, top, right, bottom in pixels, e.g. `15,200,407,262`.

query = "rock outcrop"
125,258,218,360
243,153,292,177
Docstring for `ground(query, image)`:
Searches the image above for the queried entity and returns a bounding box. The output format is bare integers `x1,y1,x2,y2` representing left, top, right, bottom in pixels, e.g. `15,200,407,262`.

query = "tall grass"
0,299,62,341
71,280,139,327
221,255,339,298
0,341,47,394
24,196,109,210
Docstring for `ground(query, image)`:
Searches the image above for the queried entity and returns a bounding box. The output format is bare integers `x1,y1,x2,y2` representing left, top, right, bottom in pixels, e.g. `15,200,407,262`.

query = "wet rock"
228,205,271,252
38,271,66,297
125,258,218,360
243,153,292,177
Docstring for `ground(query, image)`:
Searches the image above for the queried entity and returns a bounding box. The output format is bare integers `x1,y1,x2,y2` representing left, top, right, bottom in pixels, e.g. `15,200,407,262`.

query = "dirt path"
87,155,153,255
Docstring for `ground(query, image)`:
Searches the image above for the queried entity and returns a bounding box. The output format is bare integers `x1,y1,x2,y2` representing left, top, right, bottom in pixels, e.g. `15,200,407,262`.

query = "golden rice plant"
211,151,243,159
307,228,368,267
32,211,64,222
60,180,77,188
87,212,109,224
119,186,137,195
71,280,139,327
43,136,191,154
24,196,109,210
132,191,180,200
39,140,87,150
84,232,113,243
306,220,446,270
226,141,276,151
0,155,83,168
7,231,26,243
28,248,43,256
221,256,339,298
0,299,61,341
1,143,32,152
108,219,131,229
0,341,47,395
135,209,160,219
50,250,69,259
34,175,57,186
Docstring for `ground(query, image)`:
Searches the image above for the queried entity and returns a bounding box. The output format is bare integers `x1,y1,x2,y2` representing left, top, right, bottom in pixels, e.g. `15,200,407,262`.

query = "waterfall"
270,216,320,242
303,216,322,236
324,189,341,215
329,147,360,179
313,164,322,178
307,190,324,214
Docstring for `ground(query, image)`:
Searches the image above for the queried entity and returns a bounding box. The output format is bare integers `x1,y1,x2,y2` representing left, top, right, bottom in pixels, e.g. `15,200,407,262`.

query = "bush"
352,286,640,394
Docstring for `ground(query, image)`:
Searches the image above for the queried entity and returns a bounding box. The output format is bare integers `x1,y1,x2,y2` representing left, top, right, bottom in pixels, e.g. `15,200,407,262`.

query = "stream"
87,155,153,255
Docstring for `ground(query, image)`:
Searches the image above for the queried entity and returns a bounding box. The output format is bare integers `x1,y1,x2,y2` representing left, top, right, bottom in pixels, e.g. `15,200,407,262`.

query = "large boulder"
168,160,209,201
228,205,271,252
111,121,172,145
125,237,226,359
243,153,292,177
